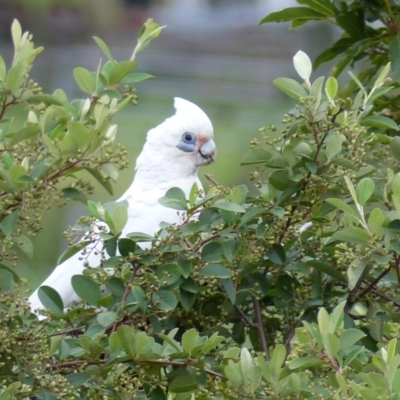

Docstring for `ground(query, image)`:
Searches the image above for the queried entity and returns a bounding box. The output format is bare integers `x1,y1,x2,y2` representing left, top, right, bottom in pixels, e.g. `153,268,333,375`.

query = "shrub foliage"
1,5,400,399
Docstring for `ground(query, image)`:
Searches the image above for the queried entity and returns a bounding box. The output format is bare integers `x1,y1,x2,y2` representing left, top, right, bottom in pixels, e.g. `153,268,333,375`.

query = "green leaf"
348,258,368,290
267,244,286,264
0,263,19,284
118,238,137,257
34,392,58,400
67,121,91,149
269,170,292,191
240,347,253,377
0,55,6,81
259,7,326,25
322,332,340,358
10,126,41,145
390,34,400,82
297,0,334,16
5,64,26,91
356,177,375,206
1,210,19,236
57,241,91,265
339,329,366,351
66,373,91,388
168,370,198,394
109,61,137,85
137,18,164,43
182,328,200,355
241,149,272,165
117,324,136,357
152,289,178,311
326,198,359,220
11,19,22,48
8,165,27,188
269,344,286,377
156,263,182,286
307,260,346,282
325,76,338,102
225,360,243,387
361,115,398,130
343,347,365,368
201,264,231,279
289,357,326,369
131,286,147,313
326,134,343,160
213,202,246,213
16,235,34,259
120,72,154,84
97,311,117,327
331,227,371,244
180,289,196,311
374,62,391,89
62,188,87,203
293,50,312,83
344,176,358,204
391,137,400,162
239,207,266,226
220,278,236,304
273,77,308,100
73,67,96,94
93,36,114,61
0,269,14,290
25,94,64,106
71,275,102,306
85,167,113,195
37,286,64,314
110,204,128,234
387,219,400,232
159,187,187,211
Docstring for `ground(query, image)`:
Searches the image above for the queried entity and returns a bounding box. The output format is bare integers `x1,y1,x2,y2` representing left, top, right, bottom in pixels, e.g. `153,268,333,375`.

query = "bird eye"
177,132,197,153
183,132,195,143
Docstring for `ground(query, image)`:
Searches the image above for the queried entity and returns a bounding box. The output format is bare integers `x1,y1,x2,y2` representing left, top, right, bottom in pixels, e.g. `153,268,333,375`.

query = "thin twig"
252,296,269,360
234,304,257,328
110,264,141,333
204,173,219,187
357,264,392,299
370,287,400,308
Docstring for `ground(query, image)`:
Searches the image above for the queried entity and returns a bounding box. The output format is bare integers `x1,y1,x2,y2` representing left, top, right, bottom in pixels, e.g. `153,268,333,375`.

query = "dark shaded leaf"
307,260,346,282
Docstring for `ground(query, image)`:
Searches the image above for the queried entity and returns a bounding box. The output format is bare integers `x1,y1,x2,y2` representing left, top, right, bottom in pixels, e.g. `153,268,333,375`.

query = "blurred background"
0,0,336,285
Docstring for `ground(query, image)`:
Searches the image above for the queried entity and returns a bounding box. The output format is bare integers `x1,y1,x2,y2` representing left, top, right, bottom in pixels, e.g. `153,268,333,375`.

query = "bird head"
135,98,216,181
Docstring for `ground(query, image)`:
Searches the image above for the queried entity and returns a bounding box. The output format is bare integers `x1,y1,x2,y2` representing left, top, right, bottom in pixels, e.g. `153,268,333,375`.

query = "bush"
1,8,400,399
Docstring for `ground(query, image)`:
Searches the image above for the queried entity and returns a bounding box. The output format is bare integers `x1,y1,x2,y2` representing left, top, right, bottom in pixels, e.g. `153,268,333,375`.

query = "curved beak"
196,138,216,166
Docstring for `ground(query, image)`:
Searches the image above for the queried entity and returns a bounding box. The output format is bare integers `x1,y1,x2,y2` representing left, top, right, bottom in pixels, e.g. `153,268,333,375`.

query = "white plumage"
29,97,215,312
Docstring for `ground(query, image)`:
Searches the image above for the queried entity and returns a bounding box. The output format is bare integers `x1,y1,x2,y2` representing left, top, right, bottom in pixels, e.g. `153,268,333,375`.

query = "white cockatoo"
28,97,216,312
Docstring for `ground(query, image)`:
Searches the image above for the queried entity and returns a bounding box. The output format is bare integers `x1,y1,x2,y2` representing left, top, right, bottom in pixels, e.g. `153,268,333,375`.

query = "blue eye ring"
177,132,197,153
182,132,196,143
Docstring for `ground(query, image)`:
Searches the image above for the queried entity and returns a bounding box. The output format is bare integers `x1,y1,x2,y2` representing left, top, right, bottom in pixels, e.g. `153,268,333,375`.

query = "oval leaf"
293,50,312,83
356,177,375,206
273,77,308,100
37,286,64,314
71,275,102,306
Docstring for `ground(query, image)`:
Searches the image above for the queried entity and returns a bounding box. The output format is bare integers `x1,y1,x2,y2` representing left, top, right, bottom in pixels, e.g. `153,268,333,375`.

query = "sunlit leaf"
356,177,375,205
273,77,308,100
